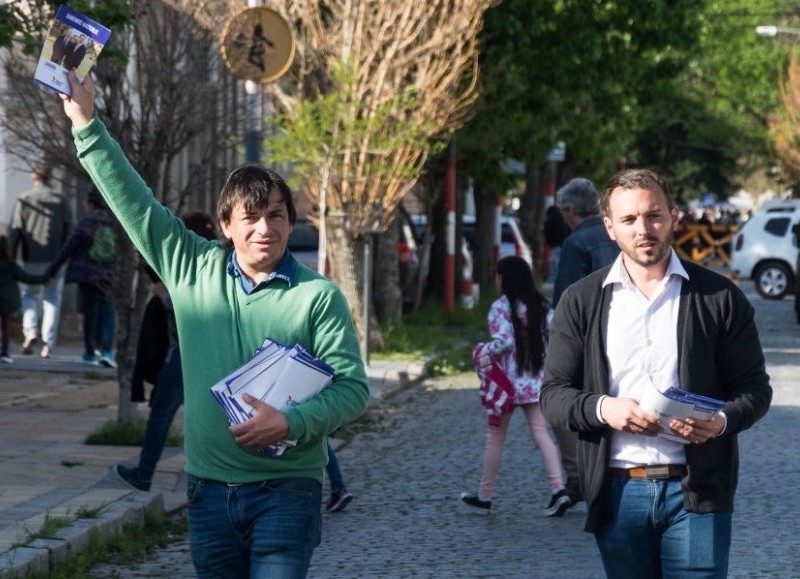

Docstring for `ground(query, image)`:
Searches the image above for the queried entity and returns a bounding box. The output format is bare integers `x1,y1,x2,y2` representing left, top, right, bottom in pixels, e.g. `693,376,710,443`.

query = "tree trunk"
112,238,148,425
373,220,402,326
518,164,544,281
326,214,385,355
473,186,497,292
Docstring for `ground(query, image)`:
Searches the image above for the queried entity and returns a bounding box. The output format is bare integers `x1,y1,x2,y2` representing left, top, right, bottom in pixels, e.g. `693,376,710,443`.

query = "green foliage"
458,0,795,200
267,57,444,197
459,0,709,189
627,0,791,197
85,416,182,446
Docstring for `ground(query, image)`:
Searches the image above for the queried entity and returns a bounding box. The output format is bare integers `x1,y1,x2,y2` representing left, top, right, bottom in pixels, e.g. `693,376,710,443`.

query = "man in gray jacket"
549,178,619,506
551,178,619,307
9,163,72,358
541,169,771,578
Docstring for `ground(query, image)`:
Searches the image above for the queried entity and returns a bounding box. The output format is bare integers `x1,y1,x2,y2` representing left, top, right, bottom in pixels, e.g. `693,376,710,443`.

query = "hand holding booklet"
210,337,333,457
638,379,725,444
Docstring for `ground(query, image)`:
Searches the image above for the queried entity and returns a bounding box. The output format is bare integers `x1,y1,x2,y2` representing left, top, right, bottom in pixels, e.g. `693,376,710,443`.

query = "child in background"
461,255,570,516
0,235,48,363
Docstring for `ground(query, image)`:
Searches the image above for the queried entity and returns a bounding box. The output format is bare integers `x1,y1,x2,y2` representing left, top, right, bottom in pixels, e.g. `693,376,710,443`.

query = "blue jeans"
325,439,345,492
78,283,115,355
187,475,322,579
20,264,65,348
595,475,732,579
137,349,183,481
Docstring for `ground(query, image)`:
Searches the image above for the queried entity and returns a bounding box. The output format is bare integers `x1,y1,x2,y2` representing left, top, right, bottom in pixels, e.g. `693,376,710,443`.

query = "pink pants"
478,403,564,500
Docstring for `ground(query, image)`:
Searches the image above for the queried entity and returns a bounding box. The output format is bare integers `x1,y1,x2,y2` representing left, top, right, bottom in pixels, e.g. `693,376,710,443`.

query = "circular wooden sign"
220,7,295,83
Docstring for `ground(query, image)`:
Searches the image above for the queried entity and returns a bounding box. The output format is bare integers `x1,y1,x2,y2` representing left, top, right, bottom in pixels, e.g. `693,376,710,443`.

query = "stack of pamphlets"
34,4,111,95
210,337,334,456
639,379,726,444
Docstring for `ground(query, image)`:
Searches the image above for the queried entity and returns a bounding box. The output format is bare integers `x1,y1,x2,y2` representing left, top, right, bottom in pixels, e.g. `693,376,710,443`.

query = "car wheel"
754,262,791,300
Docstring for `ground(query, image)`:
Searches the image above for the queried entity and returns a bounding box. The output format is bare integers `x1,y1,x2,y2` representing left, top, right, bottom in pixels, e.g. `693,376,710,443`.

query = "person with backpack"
46,188,118,367
460,256,570,517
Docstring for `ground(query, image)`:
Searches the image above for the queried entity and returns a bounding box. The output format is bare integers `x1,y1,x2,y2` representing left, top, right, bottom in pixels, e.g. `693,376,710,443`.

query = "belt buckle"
644,465,670,479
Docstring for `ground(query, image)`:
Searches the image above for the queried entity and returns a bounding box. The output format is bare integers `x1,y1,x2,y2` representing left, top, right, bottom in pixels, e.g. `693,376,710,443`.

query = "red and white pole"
444,141,456,315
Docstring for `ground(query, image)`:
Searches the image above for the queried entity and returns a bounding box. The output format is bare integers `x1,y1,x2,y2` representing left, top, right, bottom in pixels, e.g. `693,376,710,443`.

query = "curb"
0,492,163,579
366,357,436,402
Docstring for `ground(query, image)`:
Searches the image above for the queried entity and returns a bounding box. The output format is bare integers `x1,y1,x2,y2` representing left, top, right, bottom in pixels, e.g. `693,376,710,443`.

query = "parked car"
729,199,800,300
462,213,533,267
406,212,475,303
287,214,422,305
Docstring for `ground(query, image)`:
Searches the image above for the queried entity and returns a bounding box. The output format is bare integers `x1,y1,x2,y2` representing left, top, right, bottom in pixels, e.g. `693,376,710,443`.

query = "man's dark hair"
183,210,218,241
217,165,297,240
87,187,106,209
33,162,52,184
601,169,674,216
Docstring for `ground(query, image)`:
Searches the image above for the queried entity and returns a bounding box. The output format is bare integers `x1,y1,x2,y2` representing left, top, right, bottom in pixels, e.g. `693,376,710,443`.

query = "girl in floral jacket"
461,256,570,517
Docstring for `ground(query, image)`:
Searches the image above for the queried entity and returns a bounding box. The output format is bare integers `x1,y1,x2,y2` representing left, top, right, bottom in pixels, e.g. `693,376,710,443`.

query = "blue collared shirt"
226,250,297,294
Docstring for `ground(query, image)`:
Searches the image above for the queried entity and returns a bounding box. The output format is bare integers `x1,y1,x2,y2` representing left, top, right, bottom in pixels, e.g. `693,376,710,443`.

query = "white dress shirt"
602,250,689,468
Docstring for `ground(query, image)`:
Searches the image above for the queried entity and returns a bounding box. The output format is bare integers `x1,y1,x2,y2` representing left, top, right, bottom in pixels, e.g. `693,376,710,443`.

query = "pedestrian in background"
461,255,570,517
9,162,72,359
541,168,772,577
542,205,570,284
0,234,49,364
325,438,354,513
549,177,620,506
46,188,118,368
552,177,620,307
115,211,218,492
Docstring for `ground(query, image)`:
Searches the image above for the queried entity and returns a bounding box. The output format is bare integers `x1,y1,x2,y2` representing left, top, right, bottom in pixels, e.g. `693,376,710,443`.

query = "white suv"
729,199,800,299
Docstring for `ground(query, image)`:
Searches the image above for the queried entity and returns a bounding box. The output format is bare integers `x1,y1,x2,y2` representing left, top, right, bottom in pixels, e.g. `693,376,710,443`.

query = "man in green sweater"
60,72,369,578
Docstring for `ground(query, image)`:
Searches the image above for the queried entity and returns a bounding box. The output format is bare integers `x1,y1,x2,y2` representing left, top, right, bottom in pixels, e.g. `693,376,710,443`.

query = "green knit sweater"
73,117,369,483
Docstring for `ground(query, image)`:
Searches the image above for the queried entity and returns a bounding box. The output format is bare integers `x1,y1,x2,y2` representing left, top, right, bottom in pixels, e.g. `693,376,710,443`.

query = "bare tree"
1,0,242,423
263,0,496,346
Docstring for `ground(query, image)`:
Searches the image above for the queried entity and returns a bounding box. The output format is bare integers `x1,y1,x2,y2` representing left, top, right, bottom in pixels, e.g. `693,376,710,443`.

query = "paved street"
88,280,800,578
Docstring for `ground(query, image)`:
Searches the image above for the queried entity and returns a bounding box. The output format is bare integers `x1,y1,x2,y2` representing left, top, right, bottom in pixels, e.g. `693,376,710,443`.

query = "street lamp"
756,25,800,38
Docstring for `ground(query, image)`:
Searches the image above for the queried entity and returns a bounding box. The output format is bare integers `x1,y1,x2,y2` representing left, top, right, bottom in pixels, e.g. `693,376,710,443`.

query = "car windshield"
288,221,319,251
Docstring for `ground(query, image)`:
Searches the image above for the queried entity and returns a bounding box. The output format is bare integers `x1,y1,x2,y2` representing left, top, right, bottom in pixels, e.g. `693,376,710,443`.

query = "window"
764,217,791,238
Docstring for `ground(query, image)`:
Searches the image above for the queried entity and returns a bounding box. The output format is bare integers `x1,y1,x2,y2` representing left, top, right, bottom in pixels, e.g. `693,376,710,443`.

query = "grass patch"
20,512,72,544
85,416,182,446
15,503,109,547
25,507,186,579
377,291,494,375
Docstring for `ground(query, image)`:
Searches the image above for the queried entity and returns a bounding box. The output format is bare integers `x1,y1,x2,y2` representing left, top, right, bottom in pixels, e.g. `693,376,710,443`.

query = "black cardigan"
541,259,772,533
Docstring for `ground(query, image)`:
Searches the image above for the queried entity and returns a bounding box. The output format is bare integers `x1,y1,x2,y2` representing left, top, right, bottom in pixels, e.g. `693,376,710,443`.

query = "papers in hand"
34,5,112,95
638,379,725,444
210,338,333,457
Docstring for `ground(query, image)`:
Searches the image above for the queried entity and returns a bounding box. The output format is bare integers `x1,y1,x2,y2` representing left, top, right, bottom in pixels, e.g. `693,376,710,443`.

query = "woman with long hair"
461,255,570,516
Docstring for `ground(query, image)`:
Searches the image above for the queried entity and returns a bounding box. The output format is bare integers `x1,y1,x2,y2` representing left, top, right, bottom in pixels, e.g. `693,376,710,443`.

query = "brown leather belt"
608,465,687,480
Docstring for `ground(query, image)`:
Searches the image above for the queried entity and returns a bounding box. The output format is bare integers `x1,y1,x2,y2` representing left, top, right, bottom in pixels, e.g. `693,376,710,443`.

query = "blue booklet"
34,5,111,95
639,380,726,444
210,337,334,457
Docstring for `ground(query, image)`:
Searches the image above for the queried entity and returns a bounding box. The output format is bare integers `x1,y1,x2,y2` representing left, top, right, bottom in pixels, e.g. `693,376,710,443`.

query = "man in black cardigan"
540,168,771,579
